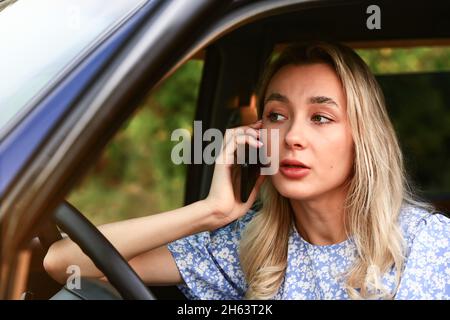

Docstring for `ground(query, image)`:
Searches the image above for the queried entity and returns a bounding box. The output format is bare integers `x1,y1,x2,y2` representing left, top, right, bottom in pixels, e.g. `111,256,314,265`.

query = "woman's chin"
274,184,315,200
282,192,313,201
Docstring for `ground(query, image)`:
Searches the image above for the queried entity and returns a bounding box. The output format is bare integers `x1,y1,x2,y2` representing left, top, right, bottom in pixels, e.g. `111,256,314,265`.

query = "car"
1,0,450,300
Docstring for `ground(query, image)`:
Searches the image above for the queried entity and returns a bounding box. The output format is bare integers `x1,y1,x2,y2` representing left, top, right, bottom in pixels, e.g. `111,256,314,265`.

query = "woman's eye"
312,114,332,125
266,112,286,122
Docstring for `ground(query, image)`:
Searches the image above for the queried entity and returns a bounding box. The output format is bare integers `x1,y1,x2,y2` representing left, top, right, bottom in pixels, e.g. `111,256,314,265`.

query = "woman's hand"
204,120,266,230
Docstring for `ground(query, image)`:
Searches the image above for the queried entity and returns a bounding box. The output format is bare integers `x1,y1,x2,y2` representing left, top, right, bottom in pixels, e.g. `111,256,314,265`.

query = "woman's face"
261,63,354,201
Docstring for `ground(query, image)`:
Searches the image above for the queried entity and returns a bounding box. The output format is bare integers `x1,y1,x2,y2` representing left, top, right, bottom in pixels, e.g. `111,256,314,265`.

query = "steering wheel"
43,201,155,300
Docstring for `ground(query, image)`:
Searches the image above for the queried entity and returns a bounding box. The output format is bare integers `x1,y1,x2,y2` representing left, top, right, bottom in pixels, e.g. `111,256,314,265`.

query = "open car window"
67,58,203,225
356,45,450,213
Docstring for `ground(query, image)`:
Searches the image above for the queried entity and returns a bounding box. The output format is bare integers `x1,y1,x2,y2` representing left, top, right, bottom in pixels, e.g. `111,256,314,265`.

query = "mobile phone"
239,143,264,203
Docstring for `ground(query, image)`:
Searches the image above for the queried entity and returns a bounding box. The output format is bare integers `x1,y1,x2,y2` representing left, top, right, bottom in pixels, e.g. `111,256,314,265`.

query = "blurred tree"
356,46,450,74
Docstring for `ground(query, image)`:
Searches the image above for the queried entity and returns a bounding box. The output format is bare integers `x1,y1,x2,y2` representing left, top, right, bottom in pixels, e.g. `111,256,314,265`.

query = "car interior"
9,1,450,299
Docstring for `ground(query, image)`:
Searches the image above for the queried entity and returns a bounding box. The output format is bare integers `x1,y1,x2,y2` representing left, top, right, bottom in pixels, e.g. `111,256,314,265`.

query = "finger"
235,134,263,148
248,120,263,129
243,127,260,139
223,128,235,146
224,121,262,143
224,127,259,148
223,133,263,156
217,134,263,165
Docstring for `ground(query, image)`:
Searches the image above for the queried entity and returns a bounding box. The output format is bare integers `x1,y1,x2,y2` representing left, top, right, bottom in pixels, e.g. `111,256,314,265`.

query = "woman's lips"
279,166,310,179
278,159,311,178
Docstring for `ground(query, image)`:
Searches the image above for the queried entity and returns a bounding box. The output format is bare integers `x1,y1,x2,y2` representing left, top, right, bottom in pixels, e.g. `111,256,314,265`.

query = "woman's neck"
289,189,348,246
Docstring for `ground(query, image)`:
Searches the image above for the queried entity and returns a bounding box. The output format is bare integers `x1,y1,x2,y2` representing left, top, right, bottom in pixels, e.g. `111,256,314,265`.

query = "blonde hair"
239,41,436,299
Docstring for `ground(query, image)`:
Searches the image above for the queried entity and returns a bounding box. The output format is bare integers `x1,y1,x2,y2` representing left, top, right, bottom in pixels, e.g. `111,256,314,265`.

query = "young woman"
44,41,450,300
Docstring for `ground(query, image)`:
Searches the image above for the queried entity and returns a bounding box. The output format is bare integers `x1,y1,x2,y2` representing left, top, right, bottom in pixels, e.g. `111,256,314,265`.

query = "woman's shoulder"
398,204,450,252
395,204,450,299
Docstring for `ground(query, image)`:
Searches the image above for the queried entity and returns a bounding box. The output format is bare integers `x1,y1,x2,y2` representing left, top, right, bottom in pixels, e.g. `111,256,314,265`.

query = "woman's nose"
284,122,306,149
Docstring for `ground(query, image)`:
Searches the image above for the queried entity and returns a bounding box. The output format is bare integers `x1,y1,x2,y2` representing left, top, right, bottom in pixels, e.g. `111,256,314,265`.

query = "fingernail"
257,141,263,146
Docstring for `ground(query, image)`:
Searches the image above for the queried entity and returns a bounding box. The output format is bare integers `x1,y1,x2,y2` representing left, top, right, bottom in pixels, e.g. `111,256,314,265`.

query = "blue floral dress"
167,205,450,299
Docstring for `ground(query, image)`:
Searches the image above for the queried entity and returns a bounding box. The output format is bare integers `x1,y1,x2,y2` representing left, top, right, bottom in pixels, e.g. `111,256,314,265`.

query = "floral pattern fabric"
167,205,450,300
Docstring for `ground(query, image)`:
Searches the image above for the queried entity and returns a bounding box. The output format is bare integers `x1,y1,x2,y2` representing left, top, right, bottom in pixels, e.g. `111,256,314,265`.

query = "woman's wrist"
198,198,228,232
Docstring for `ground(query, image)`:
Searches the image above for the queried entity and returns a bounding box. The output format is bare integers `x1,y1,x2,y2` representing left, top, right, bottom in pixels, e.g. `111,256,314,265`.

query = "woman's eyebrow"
264,92,290,105
264,93,339,109
309,95,339,108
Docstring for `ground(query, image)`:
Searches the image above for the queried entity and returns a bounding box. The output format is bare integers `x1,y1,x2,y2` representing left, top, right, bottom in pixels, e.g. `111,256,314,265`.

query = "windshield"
0,0,147,132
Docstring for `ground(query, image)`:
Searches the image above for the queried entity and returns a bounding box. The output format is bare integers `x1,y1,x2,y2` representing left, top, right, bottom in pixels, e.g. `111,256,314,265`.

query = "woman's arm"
44,120,265,285
43,199,219,284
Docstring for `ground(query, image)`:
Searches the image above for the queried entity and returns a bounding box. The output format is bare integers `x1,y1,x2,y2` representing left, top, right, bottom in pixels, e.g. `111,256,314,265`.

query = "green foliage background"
68,60,202,225
357,47,450,197
68,46,450,225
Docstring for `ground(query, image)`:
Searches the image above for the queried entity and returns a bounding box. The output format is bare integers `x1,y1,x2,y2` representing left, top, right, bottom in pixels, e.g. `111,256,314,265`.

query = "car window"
355,45,450,213
0,0,147,132
67,59,203,225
